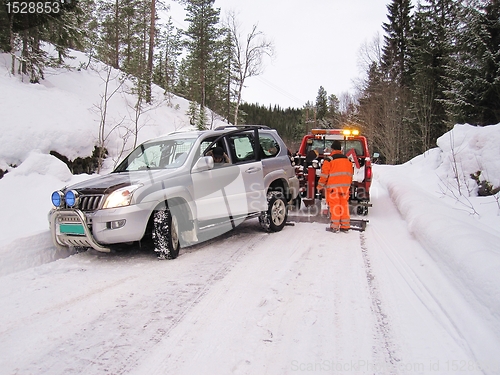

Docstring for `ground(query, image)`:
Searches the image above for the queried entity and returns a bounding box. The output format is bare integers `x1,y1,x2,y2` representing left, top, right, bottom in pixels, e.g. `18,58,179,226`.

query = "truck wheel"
356,205,369,216
152,208,180,259
291,195,301,211
259,191,288,232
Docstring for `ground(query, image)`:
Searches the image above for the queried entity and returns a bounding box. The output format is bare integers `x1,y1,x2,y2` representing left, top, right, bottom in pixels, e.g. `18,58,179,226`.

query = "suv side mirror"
192,156,214,173
373,152,380,158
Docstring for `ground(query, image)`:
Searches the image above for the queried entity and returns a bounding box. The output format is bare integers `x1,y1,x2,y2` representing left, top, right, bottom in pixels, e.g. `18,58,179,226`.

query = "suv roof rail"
214,125,271,131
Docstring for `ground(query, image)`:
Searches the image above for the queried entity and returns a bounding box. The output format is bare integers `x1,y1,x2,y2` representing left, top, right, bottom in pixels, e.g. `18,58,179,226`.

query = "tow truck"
288,128,373,231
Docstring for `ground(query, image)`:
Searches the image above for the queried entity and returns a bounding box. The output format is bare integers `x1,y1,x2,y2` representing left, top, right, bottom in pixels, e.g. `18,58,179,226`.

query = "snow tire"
259,191,288,232
152,208,180,260
356,205,369,216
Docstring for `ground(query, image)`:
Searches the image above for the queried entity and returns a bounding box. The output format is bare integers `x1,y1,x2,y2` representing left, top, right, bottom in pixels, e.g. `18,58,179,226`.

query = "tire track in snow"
359,231,401,374
0,222,268,375
369,218,493,375
69,230,266,375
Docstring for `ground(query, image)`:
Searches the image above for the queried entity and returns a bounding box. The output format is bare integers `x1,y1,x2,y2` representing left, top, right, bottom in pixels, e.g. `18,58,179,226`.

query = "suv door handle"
245,167,262,174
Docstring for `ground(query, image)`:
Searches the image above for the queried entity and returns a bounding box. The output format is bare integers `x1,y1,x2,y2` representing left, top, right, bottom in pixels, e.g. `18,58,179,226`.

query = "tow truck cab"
293,128,373,215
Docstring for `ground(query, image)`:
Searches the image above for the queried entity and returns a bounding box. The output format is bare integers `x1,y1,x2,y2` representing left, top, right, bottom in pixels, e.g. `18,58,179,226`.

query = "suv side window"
259,134,280,158
198,138,231,164
227,133,255,164
199,140,214,156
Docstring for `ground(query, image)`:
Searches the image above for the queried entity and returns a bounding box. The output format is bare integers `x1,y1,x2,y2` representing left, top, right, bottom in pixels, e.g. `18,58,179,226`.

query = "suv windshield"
114,138,196,172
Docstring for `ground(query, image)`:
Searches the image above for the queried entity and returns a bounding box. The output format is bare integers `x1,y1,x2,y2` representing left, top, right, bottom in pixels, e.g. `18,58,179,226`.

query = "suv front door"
225,130,267,214
191,129,266,229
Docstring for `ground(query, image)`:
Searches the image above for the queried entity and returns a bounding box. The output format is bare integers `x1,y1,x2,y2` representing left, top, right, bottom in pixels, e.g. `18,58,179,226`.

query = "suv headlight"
103,184,142,209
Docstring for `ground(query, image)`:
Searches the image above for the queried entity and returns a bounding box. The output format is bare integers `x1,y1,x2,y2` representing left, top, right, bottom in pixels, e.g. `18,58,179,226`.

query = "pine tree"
121,0,158,105
154,17,182,98
6,1,81,81
96,0,121,68
381,0,413,86
315,86,328,122
45,5,85,64
78,0,99,68
407,6,436,153
120,0,140,71
183,0,222,111
204,34,230,124
446,0,500,125
197,105,207,130
0,5,11,52
187,100,199,127
367,0,414,163
409,0,461,148
145,0,157,103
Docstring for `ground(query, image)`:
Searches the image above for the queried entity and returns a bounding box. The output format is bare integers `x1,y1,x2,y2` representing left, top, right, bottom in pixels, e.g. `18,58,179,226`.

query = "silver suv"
49,126,299,259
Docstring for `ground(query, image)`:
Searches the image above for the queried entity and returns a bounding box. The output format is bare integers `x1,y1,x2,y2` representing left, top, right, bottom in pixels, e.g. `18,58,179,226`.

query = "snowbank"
0,152,93,247
0,49,226,171
9,150,73,181
377,124,500,321
436,123,500,190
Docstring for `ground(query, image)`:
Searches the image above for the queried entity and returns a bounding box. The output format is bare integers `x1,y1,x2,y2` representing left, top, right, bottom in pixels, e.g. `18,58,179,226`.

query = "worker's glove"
318,187,325,198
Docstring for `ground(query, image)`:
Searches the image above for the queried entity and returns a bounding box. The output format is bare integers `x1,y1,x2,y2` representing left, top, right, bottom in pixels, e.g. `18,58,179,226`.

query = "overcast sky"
167,0,391,109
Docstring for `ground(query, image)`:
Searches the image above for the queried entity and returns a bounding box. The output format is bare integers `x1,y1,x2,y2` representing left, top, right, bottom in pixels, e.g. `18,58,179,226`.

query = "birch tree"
226,11,273,125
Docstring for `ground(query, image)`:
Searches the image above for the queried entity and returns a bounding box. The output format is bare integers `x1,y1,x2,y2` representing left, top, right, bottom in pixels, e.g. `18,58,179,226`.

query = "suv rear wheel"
259,191,288,232
152,208,180,259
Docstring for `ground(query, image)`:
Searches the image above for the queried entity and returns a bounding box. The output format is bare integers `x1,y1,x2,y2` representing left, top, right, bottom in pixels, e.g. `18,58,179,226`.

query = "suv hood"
66,170,177,195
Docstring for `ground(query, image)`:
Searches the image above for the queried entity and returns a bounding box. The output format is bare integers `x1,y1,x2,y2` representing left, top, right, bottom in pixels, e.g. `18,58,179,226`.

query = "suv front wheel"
259,191,288,232
152,208,180,259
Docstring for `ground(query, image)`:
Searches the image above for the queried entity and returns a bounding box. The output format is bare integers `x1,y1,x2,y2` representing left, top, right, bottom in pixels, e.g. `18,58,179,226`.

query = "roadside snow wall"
380,123,500,322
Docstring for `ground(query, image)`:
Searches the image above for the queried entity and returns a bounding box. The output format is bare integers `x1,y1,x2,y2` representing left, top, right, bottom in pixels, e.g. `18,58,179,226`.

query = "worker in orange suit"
317,140,354,232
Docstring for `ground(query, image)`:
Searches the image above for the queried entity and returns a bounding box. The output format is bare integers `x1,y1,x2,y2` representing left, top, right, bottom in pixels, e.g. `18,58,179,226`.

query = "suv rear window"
259,134,280,158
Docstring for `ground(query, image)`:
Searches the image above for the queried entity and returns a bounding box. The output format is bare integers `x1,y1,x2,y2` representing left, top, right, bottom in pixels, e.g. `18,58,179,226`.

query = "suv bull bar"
50,209,111,252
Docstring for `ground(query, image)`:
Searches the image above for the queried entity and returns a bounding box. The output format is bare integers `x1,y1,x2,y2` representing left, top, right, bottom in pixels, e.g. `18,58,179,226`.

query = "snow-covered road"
0,176,496,375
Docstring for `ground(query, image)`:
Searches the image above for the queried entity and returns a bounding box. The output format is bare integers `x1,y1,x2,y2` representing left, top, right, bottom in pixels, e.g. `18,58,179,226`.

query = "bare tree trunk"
113,0,119,69
133,87,144,148
146,0,156,104
10,14,15,75
226,59,231,123
94,65,125,172
21,30,28,75
234,80,243,125
413,80,434,154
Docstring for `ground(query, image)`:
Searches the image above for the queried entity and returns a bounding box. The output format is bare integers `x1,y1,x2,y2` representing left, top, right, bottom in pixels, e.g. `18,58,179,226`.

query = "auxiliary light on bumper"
65,190,79,207
51,191,64,207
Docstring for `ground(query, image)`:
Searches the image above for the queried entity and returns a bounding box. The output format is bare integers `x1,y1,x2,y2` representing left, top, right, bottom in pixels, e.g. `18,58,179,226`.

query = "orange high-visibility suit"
317,151,354,230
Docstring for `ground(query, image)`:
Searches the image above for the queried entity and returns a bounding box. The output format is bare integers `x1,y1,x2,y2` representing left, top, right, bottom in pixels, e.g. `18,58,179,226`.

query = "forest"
1,0,499,164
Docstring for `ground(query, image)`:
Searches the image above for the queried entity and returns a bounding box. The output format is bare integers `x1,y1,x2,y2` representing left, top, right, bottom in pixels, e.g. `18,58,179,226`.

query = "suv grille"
78,195,104,211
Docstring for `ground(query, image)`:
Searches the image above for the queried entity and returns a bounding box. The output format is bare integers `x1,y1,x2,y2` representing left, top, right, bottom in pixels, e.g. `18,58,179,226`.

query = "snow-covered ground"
1,50,500,374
